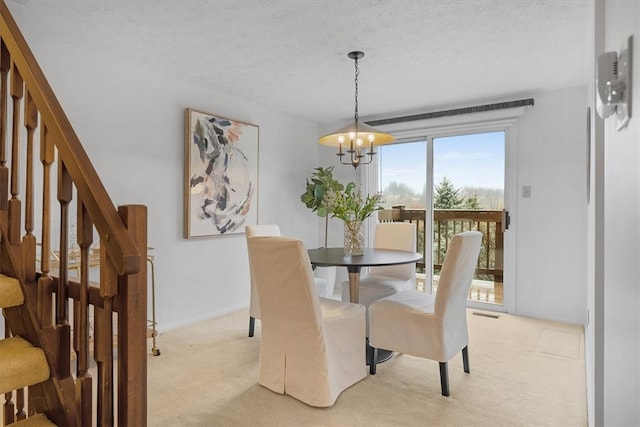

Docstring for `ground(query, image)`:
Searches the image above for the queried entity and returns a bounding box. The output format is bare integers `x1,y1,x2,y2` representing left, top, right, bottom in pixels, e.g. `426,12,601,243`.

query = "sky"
379,131,505,193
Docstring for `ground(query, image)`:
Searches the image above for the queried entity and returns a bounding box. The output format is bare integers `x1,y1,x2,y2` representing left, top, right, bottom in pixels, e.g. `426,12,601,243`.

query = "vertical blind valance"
366,99,535,127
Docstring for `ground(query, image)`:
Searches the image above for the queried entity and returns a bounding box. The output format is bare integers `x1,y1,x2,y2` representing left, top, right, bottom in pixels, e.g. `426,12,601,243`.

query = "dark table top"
307,247,422,268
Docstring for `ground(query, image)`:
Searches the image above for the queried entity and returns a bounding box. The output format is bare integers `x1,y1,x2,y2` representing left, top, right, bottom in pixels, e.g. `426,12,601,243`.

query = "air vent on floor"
472,311,500,319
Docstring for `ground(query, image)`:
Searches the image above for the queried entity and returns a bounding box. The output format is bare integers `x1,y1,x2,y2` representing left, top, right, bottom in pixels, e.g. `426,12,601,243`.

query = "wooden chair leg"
462,346,470,373
439,362,450,396
248,316,255,337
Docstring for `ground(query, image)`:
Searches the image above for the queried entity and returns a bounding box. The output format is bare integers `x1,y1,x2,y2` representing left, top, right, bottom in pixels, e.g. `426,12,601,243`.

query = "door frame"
365,107,526,313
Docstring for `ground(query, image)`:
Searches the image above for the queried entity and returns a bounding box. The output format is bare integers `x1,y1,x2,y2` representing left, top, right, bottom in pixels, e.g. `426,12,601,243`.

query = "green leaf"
314,186,325,199
345,182,356,193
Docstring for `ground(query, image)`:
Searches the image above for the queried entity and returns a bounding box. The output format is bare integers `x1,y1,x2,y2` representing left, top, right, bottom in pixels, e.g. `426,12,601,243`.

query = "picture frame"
184,108,259,238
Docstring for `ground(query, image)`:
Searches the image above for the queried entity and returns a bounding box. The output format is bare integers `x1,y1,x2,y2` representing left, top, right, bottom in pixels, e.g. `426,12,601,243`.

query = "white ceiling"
7,0,590,124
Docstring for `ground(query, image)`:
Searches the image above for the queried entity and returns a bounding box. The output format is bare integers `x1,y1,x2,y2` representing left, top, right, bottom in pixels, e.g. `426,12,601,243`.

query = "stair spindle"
3,322,14,425
8,62,22,245
22,91,37,281
37,125,54,329
0,39,9,210
57,161,72,325
75,199,93,426
15,388,25,420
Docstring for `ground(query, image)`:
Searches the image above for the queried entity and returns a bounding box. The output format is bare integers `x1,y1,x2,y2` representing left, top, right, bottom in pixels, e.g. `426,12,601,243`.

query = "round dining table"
307,247,423,304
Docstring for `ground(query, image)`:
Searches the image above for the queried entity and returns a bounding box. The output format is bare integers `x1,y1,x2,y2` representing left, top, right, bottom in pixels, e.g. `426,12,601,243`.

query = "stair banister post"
116,204,147,427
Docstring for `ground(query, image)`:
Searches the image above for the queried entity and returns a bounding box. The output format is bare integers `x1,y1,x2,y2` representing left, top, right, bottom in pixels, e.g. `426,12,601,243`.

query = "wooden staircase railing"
0,1,147,426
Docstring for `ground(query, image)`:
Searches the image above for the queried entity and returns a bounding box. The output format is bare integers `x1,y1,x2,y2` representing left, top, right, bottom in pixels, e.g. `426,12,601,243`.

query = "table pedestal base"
366,340,393,365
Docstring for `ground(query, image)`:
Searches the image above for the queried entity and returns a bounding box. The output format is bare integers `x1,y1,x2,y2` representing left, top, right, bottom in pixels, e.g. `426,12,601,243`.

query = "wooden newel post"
116,204,147,427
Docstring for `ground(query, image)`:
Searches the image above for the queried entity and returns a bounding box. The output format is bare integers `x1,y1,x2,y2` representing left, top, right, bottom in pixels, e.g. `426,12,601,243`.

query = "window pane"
433,131,504,210
378,140,427,209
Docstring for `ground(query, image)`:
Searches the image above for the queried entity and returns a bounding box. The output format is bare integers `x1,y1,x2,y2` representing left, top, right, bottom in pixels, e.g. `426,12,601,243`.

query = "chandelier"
318,51,395,169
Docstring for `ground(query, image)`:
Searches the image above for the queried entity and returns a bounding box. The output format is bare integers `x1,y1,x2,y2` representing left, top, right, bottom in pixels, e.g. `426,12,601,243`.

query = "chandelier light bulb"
367,134,375,142
338,135,345,144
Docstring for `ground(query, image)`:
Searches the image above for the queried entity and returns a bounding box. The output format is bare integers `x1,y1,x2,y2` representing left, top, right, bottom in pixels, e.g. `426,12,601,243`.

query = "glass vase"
343,219,364,256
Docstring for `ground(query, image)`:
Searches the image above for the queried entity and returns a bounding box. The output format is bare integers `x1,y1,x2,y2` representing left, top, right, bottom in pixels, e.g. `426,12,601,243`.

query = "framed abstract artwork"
184,108,259,237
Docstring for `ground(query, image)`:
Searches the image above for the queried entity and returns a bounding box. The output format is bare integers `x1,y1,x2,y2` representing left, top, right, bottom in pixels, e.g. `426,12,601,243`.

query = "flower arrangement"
324,182,382,222
300,167,382,255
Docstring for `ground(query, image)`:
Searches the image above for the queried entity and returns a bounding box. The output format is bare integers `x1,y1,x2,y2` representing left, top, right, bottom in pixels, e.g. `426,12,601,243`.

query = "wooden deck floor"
417,274,504,305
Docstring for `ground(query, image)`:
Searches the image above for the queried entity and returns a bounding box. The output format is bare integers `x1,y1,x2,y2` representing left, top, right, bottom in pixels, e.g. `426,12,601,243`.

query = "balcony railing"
378,206,503,283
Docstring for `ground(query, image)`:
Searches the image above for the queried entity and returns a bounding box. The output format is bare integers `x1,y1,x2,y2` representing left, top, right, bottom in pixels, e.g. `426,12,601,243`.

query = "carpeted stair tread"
8,413,56,427
0,274,23,308
0,336,50,395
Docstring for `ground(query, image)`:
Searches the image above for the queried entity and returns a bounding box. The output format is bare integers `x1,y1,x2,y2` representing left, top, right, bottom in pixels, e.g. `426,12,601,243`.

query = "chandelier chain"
354,56,359,124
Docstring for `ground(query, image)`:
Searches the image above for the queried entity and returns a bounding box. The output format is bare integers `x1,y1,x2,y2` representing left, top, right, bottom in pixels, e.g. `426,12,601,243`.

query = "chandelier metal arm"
336,131,375,168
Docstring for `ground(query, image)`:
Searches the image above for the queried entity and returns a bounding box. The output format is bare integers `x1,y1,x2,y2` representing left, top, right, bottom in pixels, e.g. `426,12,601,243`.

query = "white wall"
7,8,324,332
598,1,640,424
515,86,588,324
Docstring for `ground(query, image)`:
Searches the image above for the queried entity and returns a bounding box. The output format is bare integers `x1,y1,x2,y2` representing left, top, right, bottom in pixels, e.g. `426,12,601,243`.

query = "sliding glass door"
432,132,505,306
377,131,507,309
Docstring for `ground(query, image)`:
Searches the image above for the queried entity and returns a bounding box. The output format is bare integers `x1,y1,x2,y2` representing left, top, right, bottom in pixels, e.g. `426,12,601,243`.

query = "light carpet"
147,308,587,426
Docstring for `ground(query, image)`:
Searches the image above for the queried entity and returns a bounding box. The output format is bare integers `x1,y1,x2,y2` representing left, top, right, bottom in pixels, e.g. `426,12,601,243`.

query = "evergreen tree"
463,193,481,209
434,177,463,209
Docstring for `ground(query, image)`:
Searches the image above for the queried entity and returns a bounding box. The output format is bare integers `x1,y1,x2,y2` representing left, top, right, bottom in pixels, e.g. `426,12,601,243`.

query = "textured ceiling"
6,0,590,124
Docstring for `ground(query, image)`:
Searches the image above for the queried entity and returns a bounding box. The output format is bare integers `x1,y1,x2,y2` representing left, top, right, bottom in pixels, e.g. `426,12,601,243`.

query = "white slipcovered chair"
246,236,366,407
245,224,328,337
341,222,417,307
368,231,483,396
